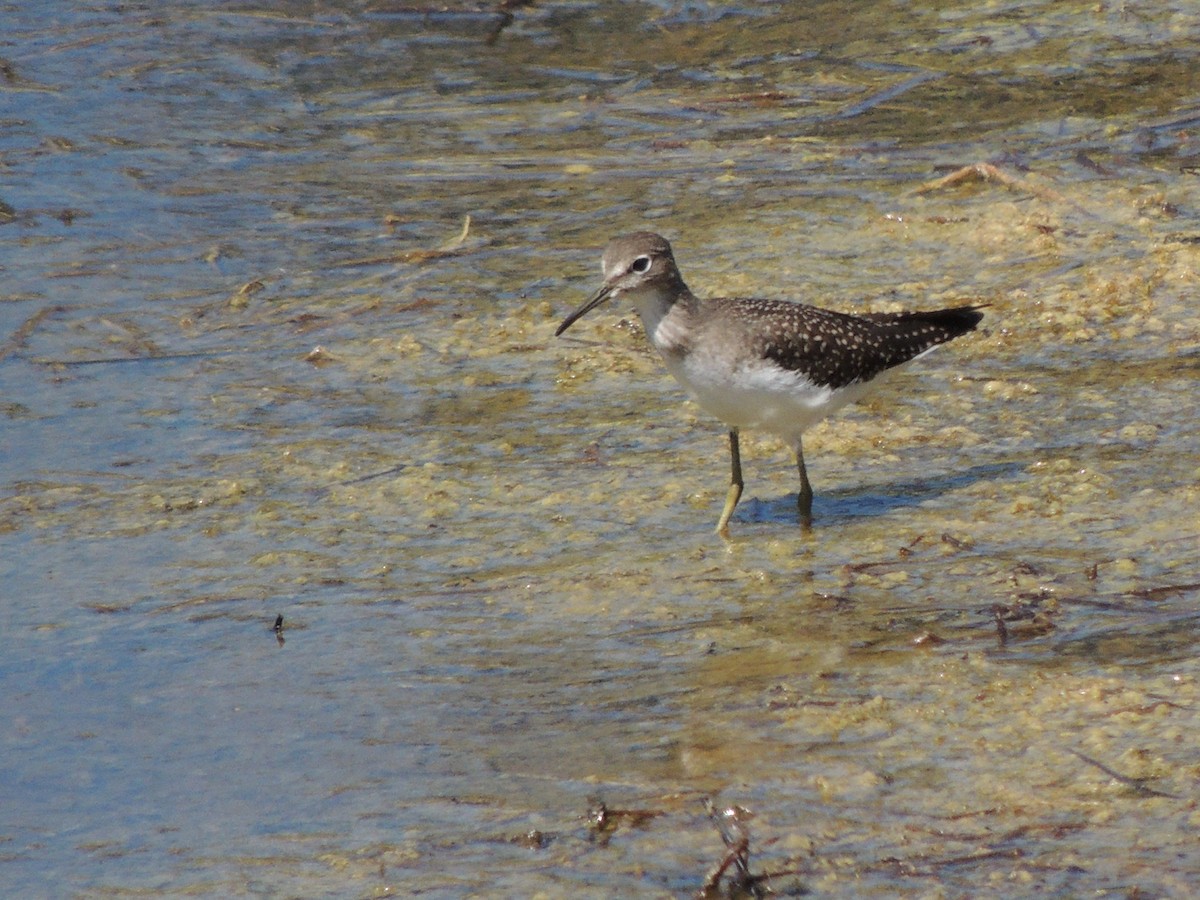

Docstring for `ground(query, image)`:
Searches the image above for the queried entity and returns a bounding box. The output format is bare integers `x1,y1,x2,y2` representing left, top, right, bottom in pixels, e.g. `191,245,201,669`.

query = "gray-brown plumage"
556,231,985,535
720,299,985,390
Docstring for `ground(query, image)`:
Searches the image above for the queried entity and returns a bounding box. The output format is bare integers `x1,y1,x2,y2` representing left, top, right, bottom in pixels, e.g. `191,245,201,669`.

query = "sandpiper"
555,232,985,535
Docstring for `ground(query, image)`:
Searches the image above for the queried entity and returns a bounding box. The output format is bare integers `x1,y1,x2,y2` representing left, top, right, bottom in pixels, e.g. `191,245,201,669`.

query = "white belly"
663,351,878,440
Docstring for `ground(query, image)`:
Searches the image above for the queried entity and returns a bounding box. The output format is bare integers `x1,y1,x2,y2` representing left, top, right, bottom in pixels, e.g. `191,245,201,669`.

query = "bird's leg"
795,436,813,526
716,429,743,537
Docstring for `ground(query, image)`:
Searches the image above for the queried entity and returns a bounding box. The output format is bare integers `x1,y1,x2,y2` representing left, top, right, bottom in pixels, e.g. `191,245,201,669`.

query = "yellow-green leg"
716,429,743,537
795,436,813,526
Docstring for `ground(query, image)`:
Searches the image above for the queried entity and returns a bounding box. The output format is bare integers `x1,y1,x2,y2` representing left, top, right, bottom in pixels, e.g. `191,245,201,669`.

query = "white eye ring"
630,255,652,274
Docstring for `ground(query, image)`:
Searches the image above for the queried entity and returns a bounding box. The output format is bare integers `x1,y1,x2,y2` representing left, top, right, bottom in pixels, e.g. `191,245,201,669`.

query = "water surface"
3,2,1199,896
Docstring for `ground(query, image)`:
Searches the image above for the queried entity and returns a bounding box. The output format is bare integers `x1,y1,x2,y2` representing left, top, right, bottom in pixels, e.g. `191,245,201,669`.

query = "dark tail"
865,304,986,332
861,304,987,370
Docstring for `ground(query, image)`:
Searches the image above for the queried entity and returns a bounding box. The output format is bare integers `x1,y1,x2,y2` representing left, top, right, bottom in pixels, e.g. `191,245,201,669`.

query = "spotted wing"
729,298,984,390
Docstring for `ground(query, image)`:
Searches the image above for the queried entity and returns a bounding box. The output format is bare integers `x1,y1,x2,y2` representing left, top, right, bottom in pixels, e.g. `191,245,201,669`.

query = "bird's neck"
631,279,699,358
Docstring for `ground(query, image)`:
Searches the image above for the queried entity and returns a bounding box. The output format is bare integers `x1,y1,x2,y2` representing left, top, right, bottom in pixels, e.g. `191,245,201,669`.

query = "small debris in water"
305,345,337,365
1067,748,1180,799
585,796,664,846
698,798,771,898
511,829,550,850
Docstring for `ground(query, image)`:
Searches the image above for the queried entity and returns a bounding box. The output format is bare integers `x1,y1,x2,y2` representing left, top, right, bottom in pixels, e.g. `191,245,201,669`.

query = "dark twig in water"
698,798,773,897
337,465,407,487
914,161,1070,205
0,305,66,363
485,0,536,45
940,532,974,551
1129,581,1200,601
992,604,1008,647
30,349,243,367
883,847,1023,876
988,595,1057,644
1067,748,1180,799
586,796,663,845
331,216,473,268
836,68,943,120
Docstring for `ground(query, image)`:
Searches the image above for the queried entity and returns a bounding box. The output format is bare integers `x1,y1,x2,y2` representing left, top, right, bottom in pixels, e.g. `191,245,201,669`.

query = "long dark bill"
554,283,614,337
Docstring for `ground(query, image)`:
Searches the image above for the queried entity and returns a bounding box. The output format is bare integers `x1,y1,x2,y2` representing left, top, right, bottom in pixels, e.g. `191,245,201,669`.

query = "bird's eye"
630,256,652,274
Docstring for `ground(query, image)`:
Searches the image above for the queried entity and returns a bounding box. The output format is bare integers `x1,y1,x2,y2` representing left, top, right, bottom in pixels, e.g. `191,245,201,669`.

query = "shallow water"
3,1,1199,897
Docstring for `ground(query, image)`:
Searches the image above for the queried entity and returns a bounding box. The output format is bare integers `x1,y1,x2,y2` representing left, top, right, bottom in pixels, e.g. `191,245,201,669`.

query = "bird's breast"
662,347,872,437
